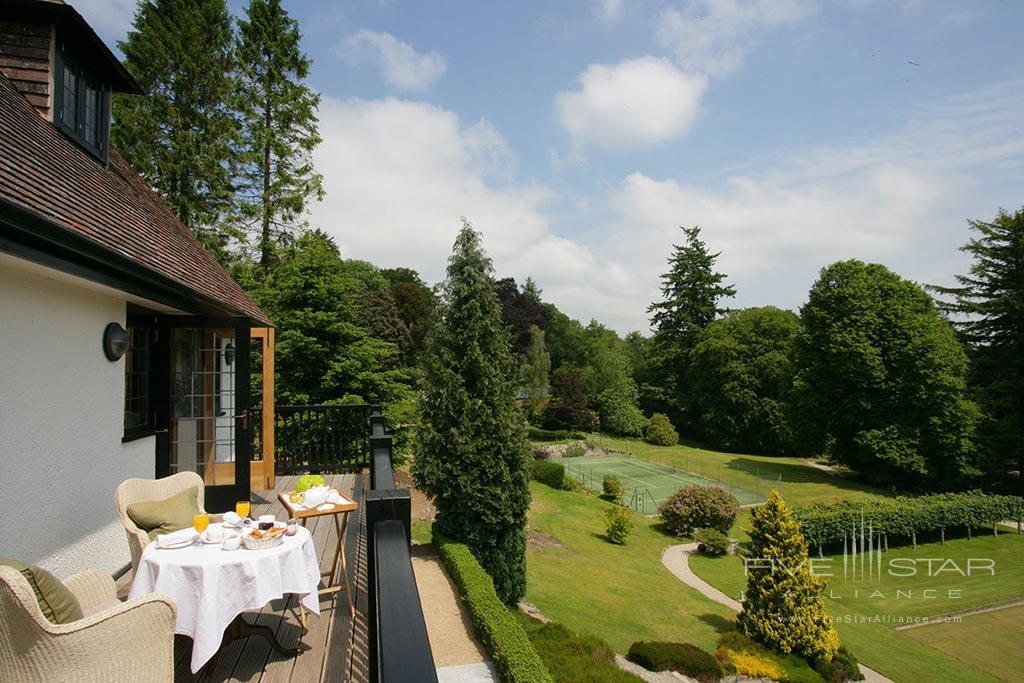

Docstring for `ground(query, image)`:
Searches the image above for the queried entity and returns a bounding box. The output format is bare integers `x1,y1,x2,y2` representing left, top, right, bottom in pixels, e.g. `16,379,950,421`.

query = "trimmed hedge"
531,461,568,490
528,426,587,442
435,533,553,683
794,492,1023,547
627,641,721,683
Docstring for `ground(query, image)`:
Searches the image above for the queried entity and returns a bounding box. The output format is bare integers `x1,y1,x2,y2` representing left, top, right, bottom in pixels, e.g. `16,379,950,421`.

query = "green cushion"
0,557,84,624
126,485,201,540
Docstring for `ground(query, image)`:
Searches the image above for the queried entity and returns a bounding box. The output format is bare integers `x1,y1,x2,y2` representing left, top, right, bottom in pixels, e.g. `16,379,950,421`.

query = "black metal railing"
365,404,437,683
254,403,373,474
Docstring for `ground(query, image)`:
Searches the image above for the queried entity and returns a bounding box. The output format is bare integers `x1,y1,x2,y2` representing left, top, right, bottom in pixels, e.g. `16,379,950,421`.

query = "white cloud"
657,0,814,76
309,80,1023,335
342,30,446,91
308,96,647,332
593,0,624,24
554,57,708,150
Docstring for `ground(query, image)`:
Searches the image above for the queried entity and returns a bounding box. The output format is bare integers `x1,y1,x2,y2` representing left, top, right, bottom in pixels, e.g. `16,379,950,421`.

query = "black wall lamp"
103,322,130,361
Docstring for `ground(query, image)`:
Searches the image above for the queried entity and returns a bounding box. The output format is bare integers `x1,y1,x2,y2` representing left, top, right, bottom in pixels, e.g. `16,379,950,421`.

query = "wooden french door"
155,317,251,512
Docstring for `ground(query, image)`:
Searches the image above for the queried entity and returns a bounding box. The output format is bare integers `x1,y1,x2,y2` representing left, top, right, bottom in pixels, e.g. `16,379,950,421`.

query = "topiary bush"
644,413,679,446
435,534,553,683
602,475,625,503
603,506,634,545
694,527,730,556
531,461,568,490
627,641,722,683
659,485,740,535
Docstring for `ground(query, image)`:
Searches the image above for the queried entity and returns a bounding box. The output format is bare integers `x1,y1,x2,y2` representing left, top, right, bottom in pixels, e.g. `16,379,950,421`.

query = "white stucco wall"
0,262,154,577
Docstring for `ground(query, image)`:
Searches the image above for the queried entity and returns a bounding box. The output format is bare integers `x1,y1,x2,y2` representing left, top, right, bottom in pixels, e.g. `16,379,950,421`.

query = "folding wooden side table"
278,490,359,620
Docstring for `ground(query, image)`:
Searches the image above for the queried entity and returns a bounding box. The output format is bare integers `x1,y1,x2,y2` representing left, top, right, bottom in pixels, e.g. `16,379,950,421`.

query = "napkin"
223,511,243,527
156,529,193,547
326,490,351,505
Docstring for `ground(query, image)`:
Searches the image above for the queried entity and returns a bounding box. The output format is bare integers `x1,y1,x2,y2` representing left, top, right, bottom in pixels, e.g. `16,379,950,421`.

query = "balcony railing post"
365,405,436,683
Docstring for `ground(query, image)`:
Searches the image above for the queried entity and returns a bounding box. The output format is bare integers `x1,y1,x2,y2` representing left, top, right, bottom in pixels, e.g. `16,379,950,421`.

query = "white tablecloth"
129,524,321,673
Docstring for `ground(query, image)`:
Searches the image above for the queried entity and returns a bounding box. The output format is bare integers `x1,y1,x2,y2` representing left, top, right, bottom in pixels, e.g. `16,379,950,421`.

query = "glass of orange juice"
192,513,209,535
235,500,251,519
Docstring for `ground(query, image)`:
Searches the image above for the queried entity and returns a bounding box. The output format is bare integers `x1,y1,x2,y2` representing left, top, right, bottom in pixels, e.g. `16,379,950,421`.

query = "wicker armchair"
115,471,223,574
0,566,175,681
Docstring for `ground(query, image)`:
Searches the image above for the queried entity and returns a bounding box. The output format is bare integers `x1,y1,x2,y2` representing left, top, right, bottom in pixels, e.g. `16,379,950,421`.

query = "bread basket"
243,525,286,550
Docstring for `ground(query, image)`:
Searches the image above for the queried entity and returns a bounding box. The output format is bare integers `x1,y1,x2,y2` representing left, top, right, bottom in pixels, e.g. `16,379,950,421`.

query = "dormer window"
54,40,109,161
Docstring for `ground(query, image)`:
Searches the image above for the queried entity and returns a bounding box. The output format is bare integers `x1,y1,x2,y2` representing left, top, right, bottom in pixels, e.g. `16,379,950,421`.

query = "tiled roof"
0,73,271,325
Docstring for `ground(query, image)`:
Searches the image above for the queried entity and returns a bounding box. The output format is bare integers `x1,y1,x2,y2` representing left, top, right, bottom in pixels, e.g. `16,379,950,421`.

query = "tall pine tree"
647,226,735,425
931,207,1024,493
235,0,324,271
413,221,532,605
113,0,239,258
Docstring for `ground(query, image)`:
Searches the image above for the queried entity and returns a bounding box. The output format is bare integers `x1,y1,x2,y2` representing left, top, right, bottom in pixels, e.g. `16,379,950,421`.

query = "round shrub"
644,413,679,446
693,527,730,556
816,646,864,682
659,485,740,535
602,475,625,503
604,506,634,544
627,641,722,683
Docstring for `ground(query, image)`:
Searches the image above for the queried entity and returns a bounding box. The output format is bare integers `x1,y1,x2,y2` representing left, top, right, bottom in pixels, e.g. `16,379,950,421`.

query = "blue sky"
77,0,1024,333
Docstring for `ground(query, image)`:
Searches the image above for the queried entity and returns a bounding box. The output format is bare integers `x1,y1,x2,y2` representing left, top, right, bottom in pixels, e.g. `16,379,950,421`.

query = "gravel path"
661,543,894,683
411,544,489,668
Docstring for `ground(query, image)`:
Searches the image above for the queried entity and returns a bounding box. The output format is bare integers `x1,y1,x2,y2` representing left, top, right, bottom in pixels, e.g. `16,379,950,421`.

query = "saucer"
200,532,224,544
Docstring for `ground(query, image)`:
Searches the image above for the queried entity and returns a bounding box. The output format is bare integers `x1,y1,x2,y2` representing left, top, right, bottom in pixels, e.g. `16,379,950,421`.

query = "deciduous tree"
688,307,800,454
793,260,978,488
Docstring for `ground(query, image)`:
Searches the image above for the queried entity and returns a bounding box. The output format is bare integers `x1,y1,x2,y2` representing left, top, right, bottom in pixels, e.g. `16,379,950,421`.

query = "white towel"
222,511,243,527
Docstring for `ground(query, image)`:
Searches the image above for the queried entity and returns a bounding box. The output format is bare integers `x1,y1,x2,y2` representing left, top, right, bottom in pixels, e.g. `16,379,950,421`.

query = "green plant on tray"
295,474,325,493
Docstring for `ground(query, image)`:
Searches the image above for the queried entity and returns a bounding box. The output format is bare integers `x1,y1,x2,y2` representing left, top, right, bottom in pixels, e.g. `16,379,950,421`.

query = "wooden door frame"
154,315,251,512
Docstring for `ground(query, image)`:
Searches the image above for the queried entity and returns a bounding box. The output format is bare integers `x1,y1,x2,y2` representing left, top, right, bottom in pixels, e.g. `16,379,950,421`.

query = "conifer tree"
235,0,324,271
738,491,840,663
113,0,239,258
930,207,1024,493
413,221,532,605
647,225,735,424
648,225,736,346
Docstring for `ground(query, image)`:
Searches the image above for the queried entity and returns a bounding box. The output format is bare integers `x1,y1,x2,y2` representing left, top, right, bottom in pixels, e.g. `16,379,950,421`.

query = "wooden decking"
119,474,370,682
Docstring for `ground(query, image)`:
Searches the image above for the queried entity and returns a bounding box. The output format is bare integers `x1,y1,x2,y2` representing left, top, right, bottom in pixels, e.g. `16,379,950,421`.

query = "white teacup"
222,533,240,551
206,525,224,542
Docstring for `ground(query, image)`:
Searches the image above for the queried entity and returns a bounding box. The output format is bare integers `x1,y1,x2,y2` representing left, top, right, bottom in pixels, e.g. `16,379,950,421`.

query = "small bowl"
222,534,241,551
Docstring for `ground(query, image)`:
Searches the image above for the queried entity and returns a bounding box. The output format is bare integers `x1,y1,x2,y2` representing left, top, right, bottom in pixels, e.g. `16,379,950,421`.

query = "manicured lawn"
592,435,885,508
525,481,736,653
904,605,1024,682
689,533,1024,682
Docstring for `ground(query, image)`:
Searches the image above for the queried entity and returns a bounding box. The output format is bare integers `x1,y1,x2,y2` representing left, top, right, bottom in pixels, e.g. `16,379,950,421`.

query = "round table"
129,523,321,674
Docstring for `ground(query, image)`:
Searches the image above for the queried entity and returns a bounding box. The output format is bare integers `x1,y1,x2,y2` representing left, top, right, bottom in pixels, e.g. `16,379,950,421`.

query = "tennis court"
552,453,764,513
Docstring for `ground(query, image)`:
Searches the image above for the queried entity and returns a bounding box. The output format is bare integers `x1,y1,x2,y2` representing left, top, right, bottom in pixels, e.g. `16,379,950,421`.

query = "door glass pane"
170,328,236,486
